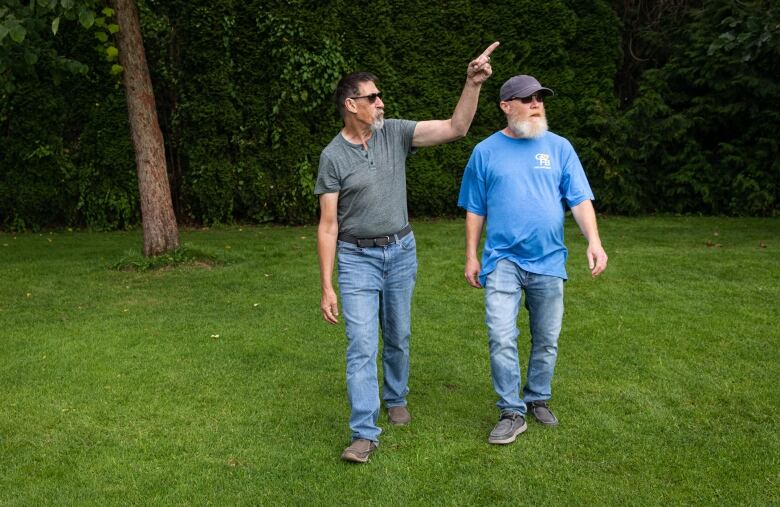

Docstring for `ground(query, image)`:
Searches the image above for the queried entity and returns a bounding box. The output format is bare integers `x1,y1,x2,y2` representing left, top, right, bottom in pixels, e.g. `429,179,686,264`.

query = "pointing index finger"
480,41,500,59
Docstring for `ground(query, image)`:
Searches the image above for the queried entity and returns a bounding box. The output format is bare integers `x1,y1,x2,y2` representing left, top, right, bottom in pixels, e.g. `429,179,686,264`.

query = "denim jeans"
337,232,417,443
484,258,564,415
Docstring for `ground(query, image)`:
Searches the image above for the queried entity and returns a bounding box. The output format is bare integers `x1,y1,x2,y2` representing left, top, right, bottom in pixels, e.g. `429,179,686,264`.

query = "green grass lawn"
1,217,778,505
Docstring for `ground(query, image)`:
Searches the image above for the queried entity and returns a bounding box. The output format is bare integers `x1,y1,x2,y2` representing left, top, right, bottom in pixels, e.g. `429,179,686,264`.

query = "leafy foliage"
0,1,121,92
0,6,136,231
619,0,780,214
1,0,778,230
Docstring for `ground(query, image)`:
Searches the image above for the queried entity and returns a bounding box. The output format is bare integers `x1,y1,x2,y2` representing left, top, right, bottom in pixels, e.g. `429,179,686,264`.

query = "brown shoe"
341,439,377,463
387,406,411,426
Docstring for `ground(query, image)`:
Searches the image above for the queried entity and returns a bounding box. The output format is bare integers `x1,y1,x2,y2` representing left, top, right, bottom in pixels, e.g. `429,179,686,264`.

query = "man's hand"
321,288,340,324
569,199,607,278
464,212,485,288
467,41,499,85
465,257,483,288
411,42,499,147
586,243,608,277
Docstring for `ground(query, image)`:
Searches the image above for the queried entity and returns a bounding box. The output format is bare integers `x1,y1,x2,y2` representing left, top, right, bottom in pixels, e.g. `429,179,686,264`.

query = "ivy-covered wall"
1,0,778,230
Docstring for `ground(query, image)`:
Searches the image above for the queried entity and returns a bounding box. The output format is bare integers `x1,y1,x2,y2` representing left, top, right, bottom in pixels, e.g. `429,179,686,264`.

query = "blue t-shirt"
457,130,594,285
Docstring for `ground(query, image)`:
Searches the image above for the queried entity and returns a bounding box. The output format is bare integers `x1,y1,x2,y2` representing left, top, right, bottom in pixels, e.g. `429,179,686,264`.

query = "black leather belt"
338,224,412,247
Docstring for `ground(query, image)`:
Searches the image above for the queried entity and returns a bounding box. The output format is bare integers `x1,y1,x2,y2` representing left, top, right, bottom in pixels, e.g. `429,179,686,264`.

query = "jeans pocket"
399,232,416,251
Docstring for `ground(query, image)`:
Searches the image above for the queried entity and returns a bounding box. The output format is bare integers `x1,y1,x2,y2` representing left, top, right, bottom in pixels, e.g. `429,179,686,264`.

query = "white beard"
370,114,385,133
508,117,548,138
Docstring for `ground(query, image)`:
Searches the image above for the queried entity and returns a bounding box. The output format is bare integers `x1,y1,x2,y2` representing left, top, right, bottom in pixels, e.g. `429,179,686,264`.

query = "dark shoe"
526,400,559,426
387,406,411,426
488,411,527,444
341,439,377,463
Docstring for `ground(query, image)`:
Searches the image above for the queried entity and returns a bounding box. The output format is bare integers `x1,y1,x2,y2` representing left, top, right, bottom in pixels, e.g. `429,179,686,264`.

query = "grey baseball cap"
499,75,554,101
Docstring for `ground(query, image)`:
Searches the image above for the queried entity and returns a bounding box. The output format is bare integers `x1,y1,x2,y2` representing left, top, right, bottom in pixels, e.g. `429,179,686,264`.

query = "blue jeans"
337,232,417,443
484,259,564,415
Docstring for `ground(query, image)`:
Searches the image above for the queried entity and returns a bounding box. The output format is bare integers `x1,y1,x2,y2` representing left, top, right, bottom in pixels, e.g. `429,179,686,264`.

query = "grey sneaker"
341,439,377,463
526,400,559,426
488,411,527,444
387,406,411,426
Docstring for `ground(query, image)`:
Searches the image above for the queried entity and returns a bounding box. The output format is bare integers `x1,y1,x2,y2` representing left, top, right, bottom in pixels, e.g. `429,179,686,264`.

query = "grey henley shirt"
315,119,417,238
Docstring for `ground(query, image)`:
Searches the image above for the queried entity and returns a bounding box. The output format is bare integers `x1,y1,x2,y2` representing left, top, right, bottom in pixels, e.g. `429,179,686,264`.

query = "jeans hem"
352,436,380,446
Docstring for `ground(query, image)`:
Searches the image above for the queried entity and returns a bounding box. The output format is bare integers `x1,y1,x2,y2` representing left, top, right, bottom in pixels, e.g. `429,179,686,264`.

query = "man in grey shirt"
316,41,499,463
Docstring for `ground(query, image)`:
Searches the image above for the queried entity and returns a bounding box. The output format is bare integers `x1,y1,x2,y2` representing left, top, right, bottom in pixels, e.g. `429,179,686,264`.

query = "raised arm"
317,192,340,323
570,199,608,278
464,211,486,288
412,42,499,148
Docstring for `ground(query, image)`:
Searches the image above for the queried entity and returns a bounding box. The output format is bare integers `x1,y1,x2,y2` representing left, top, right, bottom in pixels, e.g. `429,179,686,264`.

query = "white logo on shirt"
535,153,551,169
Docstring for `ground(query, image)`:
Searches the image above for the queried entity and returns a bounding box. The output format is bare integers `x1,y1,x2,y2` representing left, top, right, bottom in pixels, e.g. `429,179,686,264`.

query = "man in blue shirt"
458,74,608,445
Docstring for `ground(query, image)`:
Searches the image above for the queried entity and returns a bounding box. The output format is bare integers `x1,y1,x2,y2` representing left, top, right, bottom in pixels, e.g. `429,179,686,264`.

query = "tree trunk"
112,0,179,256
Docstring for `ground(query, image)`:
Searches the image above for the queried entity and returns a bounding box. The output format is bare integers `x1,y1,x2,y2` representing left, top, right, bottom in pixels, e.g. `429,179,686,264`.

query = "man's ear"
344,98,357,114
499,101,510,115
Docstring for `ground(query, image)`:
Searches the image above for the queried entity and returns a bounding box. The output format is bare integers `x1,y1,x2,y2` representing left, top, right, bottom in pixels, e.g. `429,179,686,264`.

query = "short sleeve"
559,140,594,208
314,151,340,195
392,119,417,155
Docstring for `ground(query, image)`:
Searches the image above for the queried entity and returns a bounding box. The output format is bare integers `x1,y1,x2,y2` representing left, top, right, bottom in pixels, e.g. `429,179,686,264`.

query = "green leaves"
78,8,94,29
0,15,27,43
0,0,113,103
9,23,26,43
24,50,38,65
89,9,121,70
1,1,99,44
257,13,350,121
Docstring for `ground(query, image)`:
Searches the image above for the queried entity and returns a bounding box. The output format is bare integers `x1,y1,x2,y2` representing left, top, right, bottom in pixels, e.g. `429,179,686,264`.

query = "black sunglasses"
509,94,544,104
349,92,382,104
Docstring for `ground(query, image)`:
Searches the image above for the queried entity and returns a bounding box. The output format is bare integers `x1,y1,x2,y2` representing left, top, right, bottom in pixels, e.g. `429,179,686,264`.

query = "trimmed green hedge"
1,0,777,230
